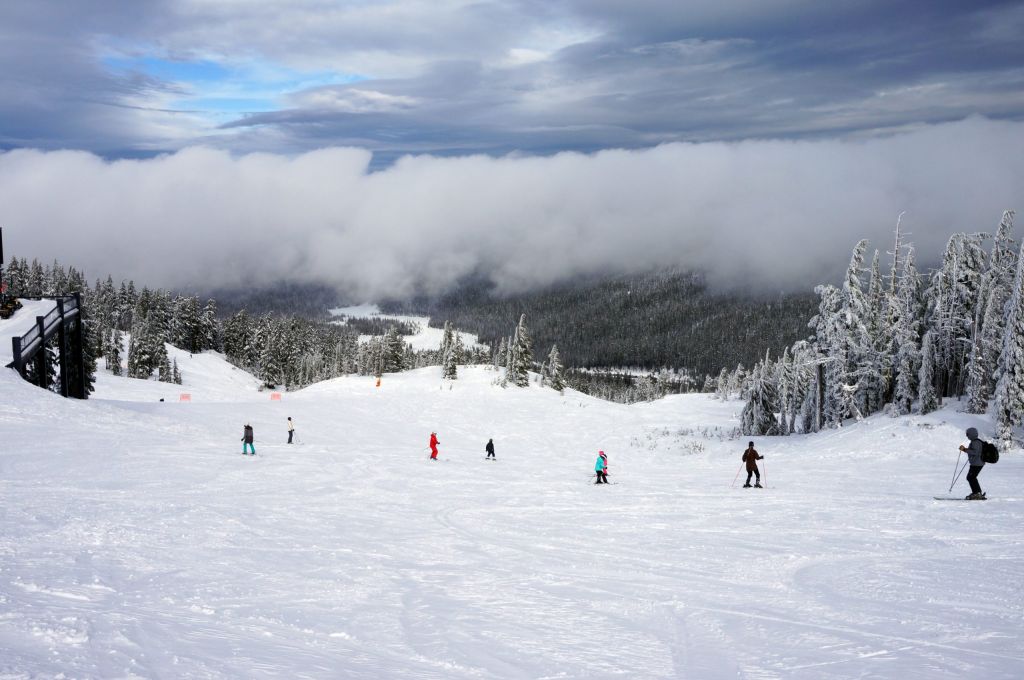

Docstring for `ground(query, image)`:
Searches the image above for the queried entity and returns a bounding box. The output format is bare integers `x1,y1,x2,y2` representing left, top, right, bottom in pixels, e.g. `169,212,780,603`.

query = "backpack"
981,440,999,464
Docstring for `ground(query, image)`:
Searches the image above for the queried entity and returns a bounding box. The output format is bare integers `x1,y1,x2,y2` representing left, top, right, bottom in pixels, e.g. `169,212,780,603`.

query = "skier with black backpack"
958,427,995,500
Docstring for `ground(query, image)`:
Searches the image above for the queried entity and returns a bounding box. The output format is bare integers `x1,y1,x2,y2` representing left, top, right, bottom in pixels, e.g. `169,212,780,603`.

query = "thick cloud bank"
1,117,1021,299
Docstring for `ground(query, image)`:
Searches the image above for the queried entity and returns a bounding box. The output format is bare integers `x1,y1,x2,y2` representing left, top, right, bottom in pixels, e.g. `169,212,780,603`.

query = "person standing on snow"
429,432,440,460
959,427,986,500
594,451,609,484
241,423,256,456
485,439,495,460
742,441,763,488
287,417,295,444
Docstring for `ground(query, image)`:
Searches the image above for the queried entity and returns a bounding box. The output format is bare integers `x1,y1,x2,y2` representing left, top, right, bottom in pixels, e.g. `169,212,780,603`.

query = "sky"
1,0,1023,296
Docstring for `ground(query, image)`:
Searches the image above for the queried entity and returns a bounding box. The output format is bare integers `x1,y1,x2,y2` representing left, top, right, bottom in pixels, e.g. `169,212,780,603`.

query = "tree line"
731,210,1024,446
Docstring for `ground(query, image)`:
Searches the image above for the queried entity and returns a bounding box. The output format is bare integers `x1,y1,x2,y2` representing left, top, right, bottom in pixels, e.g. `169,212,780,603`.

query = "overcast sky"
1,1,1023,296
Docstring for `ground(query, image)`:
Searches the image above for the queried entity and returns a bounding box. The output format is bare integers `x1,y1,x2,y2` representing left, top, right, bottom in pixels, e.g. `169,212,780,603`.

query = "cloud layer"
1,1,1023,157
1,117,1021,299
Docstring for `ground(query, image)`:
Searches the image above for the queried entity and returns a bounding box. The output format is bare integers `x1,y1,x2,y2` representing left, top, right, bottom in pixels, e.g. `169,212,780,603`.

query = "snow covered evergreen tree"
891,249,922,415
27,259,45,297
740,355,780,436
259,331,285,388
546,344,566,392
382,326,408,374
107,329,123,376
918,330,939,415
158,354,173,383
508,314,533,387
966,211,1016,413
442,325,458,380
863,249,888,414
993,237,1024,446
927,233,987,398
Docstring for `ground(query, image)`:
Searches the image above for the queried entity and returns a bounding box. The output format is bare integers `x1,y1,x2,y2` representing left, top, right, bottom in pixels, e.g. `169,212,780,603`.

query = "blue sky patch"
102,52,365,121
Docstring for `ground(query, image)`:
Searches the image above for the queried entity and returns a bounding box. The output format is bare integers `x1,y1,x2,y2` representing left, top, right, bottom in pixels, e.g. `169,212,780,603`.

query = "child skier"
742,441,763,488
287,417,295,444
429,432,440,460
594,451,609,484
959,427,986,500
241,423,256,456
485,438,495,460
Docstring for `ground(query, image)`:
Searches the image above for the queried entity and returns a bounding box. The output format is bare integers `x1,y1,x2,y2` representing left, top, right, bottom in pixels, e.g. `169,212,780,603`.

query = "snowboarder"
485,438,495,460
287,417,295,444
594,451,609,484
429,432,440,460
958,427,986,500
742,441,763,488
241,423,256,456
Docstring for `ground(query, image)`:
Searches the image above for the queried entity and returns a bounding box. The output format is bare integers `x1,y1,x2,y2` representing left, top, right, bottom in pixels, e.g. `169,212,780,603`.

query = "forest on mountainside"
382,270,819,379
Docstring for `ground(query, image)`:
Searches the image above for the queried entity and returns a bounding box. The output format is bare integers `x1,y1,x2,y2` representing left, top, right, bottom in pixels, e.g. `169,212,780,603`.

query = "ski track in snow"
1,354,1023,679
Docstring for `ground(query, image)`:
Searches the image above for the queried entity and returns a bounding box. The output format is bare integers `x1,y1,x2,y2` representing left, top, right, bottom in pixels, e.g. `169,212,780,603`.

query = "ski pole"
948,450,963,493
949,459,969,493
731,461,744,488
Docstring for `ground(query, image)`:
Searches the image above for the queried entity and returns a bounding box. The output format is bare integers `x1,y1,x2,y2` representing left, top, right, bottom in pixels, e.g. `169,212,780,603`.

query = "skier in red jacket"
429,432,440,460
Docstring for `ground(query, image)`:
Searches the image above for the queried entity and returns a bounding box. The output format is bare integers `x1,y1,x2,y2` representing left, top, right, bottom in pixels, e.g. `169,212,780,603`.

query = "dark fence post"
71,293,86,398
34,316,47,389
12,336,23,376
816,362,825,431
57,298,69,397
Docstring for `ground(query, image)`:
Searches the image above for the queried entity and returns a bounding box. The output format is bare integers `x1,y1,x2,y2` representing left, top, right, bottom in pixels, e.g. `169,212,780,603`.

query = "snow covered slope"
330,304,487,351
0,298,59,365
1,352,1022,679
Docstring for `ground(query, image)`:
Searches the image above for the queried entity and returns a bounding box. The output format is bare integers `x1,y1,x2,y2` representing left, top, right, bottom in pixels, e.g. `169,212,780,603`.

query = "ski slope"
1,342,1023,678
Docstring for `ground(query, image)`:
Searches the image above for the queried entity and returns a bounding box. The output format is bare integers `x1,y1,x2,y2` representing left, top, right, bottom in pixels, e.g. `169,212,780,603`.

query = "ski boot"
742,483,751,488
754,483,763,488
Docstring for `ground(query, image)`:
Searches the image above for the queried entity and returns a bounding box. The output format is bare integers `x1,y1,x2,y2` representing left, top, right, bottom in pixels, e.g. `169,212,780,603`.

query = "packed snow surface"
1,321,1023,677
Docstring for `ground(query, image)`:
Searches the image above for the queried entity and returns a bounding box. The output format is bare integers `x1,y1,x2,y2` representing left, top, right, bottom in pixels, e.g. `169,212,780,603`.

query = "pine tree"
383,326,407,373
927,233,987,398
918,330,939,414
27,259,45,297
715,367,729,400
863,249,888,414
172,357,182,385
812,282,847,427
777,347,792,435
259,331,285,388
966,211,1016,413
547,344,566,392
993,238,1024,445
507,314,532,387
201,299,219,351
839,240,872,420
107,329,123,376
740,356,780,436
892,249,922,415
440,322,457,379
158,354,173,383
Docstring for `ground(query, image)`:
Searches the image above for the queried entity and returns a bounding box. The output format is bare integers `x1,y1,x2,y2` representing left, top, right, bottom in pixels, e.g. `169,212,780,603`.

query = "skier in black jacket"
485,439,495,460
959,427,986,500
241,423,256,456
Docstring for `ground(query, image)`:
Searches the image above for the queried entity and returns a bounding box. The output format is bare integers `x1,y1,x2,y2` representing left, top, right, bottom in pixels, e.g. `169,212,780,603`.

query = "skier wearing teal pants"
242,423,256,455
